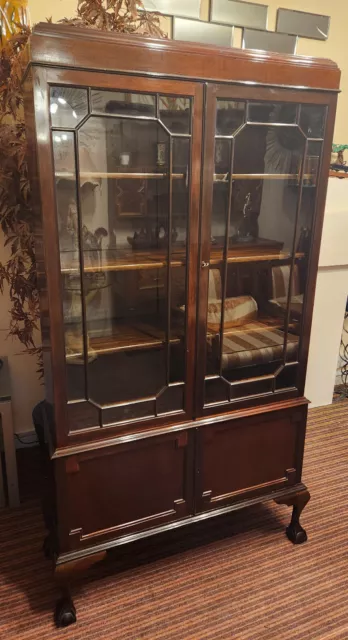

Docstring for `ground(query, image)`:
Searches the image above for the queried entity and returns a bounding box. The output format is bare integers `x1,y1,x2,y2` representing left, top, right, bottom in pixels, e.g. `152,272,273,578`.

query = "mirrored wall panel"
242,29,297,54
141,0,200,19
173,17,233,47
276,9,330,41
210,0,268,30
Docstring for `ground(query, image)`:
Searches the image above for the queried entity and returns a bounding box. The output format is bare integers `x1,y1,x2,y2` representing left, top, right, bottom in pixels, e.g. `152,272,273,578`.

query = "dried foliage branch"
61,0,164,36
0,27,43,374
0,3,164,375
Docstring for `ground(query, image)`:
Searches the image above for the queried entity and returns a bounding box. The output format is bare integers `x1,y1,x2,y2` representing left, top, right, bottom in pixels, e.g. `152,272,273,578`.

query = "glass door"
197,84,328,412
49,75,202,431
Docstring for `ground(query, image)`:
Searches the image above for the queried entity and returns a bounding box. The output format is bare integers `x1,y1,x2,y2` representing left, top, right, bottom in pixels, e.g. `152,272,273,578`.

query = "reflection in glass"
205,100,327,401
275,363,298,390
205,109,310,401
50,87,88,128
159,96,191,134
214,137,231,177
230,378,273,399
300,105,326,138
248,102,297,124
91,90,156,117
102,400,156,426
52,131,85,402
205,377,229,405
286,140,323,364
216,100,245,135
157,385,184,414
304,140,322,187
173,138,190,247
67,402,100,432
55,92,192,415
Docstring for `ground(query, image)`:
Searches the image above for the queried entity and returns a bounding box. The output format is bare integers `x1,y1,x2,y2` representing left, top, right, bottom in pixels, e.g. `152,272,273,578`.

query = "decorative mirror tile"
210,0,268,30
141,0,200,19
243,28,297,54
173,17,233,47
276,9,330,41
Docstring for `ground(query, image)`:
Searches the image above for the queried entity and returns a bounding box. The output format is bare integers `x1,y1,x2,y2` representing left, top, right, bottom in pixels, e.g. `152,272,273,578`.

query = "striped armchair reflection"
269,264,304,321
207,268,299,371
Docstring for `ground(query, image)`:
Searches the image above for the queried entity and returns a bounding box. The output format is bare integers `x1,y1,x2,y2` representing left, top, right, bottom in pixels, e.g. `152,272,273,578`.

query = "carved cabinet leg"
53,550,107,627
55,589,76,628
275,489,310,545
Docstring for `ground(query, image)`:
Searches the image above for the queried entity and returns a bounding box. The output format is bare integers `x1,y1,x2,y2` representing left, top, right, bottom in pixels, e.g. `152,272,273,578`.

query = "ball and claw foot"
55,596,77,628
286,521,307,545
275,489,310,545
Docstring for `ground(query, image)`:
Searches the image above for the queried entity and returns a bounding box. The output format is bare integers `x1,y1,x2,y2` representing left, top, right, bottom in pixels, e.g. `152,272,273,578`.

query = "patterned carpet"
1,401,348,639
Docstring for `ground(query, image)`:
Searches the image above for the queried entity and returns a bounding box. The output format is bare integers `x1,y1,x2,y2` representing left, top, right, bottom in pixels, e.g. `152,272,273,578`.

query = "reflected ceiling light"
58,97,67,105
50,102,58,114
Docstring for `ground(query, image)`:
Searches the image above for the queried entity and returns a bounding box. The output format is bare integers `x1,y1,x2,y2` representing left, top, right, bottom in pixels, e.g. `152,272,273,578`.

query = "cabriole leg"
55,588,76,628
53,550,107,627
275,489,310,545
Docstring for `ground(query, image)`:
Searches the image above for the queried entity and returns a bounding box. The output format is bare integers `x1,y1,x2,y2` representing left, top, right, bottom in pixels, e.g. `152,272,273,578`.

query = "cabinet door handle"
201,261,210,269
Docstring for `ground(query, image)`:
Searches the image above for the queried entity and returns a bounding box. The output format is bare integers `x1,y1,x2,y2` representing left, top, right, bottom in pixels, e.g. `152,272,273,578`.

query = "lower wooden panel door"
195,408,305,513
56,430,194,552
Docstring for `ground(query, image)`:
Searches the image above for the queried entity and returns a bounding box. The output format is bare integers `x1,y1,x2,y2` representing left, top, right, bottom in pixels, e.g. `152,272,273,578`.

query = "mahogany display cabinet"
24,23,340,626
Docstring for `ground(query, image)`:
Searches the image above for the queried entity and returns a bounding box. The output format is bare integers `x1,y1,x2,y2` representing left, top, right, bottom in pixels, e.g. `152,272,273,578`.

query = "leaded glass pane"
51,86,192,423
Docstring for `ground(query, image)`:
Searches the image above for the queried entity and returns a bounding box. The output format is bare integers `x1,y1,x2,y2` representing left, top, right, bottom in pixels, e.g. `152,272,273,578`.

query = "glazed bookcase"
24,23,340,626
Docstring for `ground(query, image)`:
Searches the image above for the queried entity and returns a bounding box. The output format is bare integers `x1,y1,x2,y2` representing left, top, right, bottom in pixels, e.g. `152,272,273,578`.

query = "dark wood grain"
195,84,217,414
55,430,194,554
185,85,203,417
296,94,339,395
27,23,340,91
24,66,69,447
195,406,304,513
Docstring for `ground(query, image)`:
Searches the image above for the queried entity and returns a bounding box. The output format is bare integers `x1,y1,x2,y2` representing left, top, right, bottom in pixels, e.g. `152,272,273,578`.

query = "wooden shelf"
209,237,304,265
61,248,187,274
210,250,304,265
55,171,317,185
66,319,183,360
214,173,314,182
56,171,185,180
61,243,304,274
329,169,348,179
56,171,313,182
66,314,298,360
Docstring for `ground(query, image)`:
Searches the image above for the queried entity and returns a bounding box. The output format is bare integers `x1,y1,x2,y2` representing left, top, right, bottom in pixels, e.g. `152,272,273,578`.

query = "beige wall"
1,0,345,432
0,244,43,434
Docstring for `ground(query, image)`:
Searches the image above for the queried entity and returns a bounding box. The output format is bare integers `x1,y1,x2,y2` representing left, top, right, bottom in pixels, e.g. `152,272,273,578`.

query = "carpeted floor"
1,401,348,639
